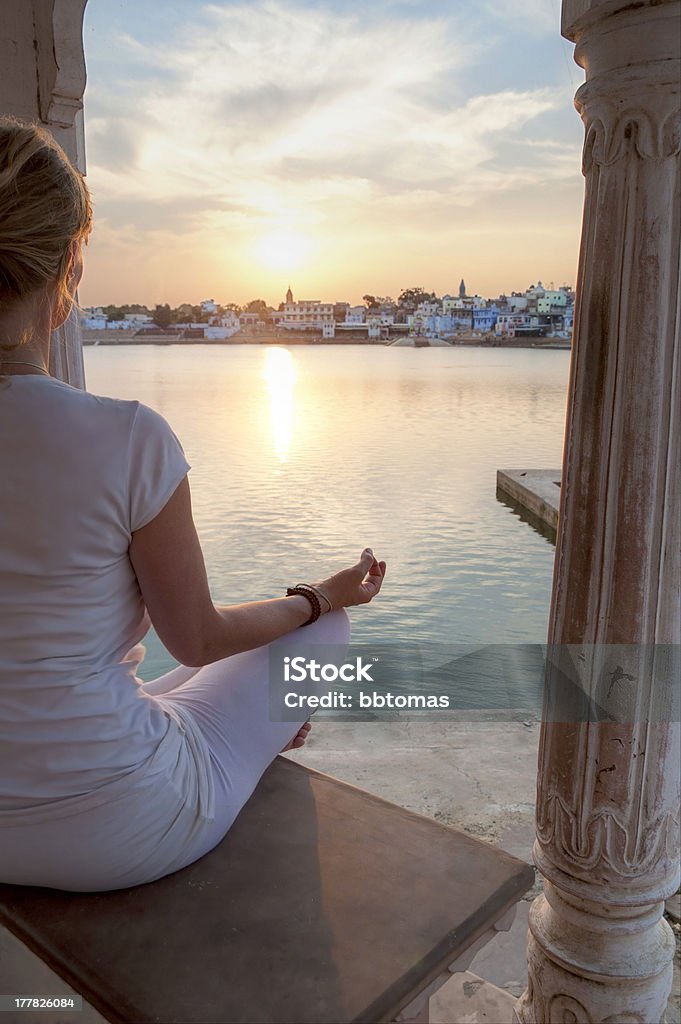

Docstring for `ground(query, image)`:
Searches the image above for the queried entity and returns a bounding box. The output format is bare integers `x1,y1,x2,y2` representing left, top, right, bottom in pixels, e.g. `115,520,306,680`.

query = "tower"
286,285,293,305
459,278,466,299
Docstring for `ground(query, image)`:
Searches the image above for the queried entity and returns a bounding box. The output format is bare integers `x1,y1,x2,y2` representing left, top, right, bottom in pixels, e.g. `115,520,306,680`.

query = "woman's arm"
129,476,385,668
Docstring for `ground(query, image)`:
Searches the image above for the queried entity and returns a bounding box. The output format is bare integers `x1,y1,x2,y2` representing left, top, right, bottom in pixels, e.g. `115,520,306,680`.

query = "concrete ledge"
496,469,561,533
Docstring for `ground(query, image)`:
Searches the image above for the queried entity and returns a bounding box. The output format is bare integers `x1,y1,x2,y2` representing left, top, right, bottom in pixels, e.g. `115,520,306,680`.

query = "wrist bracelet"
301,583,333,614
286,586,321,625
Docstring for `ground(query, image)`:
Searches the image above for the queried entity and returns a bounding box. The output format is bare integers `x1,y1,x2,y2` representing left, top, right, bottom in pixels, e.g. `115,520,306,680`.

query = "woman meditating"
0,117,386,892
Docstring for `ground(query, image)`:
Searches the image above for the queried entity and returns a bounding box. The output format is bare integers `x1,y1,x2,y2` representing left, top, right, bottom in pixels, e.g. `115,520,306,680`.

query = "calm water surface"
84,345,570,682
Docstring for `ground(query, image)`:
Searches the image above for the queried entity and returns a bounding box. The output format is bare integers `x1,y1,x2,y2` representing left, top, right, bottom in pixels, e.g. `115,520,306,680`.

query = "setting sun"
255,230,312,273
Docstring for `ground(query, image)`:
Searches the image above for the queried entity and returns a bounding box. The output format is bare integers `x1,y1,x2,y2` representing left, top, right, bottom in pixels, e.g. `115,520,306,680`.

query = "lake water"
84,344,570,692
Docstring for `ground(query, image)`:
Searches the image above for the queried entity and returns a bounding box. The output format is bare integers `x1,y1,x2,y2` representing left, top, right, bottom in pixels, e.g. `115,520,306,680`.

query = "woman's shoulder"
11,377,181,453
39,377,158,429
77,387,184,455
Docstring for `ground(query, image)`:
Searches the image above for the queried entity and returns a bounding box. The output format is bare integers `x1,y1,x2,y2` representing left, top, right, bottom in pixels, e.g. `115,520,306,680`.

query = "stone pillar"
0,0,89,388
515,2,680,1021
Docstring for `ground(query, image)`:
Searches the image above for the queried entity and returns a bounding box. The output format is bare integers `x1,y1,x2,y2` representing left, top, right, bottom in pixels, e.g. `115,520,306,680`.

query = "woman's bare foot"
281,721,312,752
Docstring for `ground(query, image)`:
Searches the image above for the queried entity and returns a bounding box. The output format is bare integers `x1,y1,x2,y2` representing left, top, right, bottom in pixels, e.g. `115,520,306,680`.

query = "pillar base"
514,883,675,1023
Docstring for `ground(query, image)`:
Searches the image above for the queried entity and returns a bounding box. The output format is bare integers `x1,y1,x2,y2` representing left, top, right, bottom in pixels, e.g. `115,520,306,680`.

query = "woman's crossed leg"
139,609,351,859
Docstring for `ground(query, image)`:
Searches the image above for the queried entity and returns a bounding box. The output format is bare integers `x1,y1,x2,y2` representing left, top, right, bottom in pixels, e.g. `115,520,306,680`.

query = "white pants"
139,608,351,869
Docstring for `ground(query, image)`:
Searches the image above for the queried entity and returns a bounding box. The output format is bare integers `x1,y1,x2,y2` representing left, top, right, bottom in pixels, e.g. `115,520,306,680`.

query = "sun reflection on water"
262,347,296,462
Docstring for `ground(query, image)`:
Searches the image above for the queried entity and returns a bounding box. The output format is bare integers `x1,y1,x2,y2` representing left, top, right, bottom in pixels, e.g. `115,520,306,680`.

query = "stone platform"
496,469,561,535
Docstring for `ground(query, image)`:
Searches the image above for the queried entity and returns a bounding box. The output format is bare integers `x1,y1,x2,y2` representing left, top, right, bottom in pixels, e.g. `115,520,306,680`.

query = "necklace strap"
0,359,50,376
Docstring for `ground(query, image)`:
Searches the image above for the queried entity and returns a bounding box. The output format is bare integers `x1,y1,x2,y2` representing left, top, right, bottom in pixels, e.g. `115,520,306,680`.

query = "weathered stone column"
0,0,89,388
515,1,680,1021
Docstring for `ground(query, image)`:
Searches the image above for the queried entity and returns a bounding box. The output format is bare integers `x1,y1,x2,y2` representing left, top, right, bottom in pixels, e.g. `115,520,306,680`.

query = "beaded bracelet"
286,585,321,625
296,583,333,614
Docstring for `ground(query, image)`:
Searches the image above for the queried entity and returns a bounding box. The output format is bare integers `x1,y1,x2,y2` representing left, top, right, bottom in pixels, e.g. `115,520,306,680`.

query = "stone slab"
0,757,533,1024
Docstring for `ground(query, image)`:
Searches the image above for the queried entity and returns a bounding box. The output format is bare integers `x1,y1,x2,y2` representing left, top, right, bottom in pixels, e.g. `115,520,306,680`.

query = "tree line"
98,288,440,328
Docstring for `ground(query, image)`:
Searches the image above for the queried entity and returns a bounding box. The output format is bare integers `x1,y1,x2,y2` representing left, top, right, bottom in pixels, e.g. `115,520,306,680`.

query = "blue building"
472,304,499,332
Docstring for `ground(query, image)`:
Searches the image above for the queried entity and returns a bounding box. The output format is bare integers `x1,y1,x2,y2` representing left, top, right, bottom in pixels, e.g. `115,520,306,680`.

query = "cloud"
80,0,583,303
93,194,246,233
84,115,143,173
86,3,567,217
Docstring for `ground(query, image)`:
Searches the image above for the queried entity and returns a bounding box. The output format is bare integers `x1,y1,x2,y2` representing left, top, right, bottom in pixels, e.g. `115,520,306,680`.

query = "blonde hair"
0,116,92,350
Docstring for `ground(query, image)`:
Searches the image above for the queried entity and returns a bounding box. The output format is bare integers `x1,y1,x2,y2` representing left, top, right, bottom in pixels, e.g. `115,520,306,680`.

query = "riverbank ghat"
0,757,534,1024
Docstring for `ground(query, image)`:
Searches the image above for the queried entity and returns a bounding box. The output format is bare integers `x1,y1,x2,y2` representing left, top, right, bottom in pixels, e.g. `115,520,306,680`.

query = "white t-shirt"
0,374,215,886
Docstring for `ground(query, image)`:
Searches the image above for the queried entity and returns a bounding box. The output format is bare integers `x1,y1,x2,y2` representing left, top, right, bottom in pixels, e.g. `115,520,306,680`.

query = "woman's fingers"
366,557,386,583
359,558,386,602
356,548,375,575
318,550,386,609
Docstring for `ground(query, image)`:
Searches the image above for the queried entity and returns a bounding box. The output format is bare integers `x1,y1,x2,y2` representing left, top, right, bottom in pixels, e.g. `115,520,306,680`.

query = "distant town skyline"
82,277,574,343
84,277,574,313
79,0,586,309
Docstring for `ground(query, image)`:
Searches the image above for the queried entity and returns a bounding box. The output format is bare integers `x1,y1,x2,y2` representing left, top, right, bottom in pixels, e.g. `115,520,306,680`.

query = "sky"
79,0,587,309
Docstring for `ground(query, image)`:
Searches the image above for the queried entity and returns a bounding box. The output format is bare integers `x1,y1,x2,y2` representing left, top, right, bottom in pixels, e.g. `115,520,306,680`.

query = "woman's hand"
315,549,387,611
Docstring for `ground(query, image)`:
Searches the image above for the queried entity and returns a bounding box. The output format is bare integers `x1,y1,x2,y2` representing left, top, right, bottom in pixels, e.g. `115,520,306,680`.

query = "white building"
414,300,441,317
277,287,334,330
204,325,236,340
106,320,133,330
526,281,546,298
536,289,569,314
506,295,529,312
124,313,153,325
442,296,475,315
495,313,545,337
219,311,240,330
239,312,264,332
201,298,218,314
367,311,396,327
198,310,241,339
80,307,107,330
345,306,366,324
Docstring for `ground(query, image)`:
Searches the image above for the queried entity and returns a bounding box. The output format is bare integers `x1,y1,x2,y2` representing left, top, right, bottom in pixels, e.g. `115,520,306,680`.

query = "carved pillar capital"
575,71,680,171
31,0,88,171
562,0,679,49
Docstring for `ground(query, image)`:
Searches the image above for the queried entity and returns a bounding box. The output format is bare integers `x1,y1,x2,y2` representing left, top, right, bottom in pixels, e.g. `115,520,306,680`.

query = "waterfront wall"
81,330,571,349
